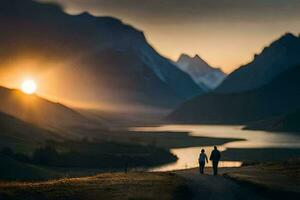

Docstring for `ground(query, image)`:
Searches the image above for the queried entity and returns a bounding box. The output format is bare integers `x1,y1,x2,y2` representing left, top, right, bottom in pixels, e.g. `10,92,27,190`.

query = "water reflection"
131,125,300,149
149,146,242,172
131,125,300,171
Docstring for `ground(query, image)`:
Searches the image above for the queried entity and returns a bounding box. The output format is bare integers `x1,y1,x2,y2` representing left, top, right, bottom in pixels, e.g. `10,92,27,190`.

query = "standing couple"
198,146,221,175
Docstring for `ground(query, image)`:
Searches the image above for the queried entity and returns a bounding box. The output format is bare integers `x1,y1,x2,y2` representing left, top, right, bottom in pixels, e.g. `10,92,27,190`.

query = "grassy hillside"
0,155,60,181
0,87,94,134
0,172,190,200
0,111,61,152
225,160,300,198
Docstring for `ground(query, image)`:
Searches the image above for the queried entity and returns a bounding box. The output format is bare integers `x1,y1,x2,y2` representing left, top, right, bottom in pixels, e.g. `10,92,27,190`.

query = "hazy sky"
38,0,300,73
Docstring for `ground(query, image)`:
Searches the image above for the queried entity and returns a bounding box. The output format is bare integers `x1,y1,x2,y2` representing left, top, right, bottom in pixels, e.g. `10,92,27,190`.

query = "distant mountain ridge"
216,33,300,93
0,0,204,113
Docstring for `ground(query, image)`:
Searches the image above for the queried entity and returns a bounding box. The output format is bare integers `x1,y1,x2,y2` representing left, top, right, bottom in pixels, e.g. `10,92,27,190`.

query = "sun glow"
21,80,37,94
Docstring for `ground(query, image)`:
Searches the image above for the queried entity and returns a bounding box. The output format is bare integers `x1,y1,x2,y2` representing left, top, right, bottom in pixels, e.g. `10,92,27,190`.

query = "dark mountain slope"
217,33,300,93
169,65,300,124
245,109,300,133
0,111,60,151
0,86,88,129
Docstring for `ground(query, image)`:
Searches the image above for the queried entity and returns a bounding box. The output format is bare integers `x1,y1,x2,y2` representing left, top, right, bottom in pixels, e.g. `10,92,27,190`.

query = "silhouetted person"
210,146,221,175
124,161,128,174
198,149,208,174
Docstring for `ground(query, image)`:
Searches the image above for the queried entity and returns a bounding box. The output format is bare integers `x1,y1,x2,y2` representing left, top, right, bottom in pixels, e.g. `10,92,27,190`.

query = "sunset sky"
38,0,300,73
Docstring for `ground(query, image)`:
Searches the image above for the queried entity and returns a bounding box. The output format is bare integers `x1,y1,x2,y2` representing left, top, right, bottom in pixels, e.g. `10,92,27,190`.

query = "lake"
130,125,300,171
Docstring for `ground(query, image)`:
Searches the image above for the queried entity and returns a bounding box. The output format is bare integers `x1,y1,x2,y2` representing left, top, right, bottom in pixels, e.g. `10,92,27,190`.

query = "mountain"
245,109,300,133
0,86,89,130
168,65,300,124
0,0,203,114
216,33,300,93
175,54,226,89
0,111,60,150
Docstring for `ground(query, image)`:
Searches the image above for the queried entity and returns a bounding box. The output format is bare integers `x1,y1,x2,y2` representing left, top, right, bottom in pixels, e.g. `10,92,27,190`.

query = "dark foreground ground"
224,160,300,198
176,159,300,200
0,172,190,200
0,160,299,200
176,168,265,200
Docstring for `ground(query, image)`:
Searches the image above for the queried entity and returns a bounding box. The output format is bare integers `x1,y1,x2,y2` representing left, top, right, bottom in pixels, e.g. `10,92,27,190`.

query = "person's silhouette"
209,146,221,175
198,149,208,174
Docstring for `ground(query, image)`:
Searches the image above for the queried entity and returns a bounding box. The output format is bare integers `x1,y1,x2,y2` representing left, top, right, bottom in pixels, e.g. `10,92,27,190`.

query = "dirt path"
175,168,266,200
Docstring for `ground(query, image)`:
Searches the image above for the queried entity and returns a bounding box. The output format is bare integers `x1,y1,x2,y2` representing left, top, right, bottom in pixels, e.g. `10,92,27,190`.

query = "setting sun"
21,80,37,94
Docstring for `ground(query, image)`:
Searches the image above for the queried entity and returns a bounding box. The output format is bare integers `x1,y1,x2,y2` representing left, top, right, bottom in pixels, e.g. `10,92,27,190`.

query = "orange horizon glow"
0,56,171,113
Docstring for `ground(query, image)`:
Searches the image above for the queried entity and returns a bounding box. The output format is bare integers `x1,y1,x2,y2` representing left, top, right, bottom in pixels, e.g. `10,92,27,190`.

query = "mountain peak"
191,54,210,66
193,54,201,59
177,53,205,63
281,32,297,40
175,53,226,89
177,54,192,62
273,32,299,46
78,11,94,18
